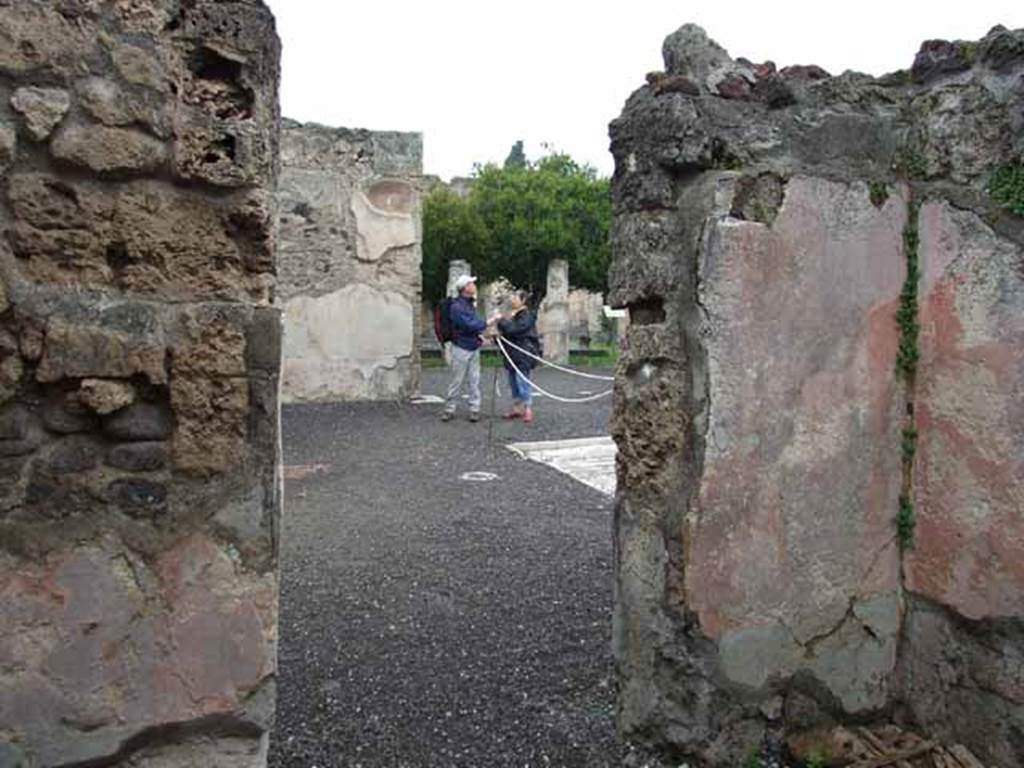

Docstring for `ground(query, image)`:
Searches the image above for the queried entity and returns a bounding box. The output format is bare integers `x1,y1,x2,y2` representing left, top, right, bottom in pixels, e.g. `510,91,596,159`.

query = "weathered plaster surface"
278,121,422,402
282,284,415,401
609,22,1024,767
908,201,1024,620
691,177,906,713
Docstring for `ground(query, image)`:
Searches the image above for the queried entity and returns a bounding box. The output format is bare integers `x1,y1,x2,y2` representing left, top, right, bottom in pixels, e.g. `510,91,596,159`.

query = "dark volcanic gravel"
269,367,621,767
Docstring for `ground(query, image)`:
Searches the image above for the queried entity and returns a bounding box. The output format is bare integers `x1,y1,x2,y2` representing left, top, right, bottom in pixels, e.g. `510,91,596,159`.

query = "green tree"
503,140,527,171
473,151,610,294
421,186,492,303
422,148,611,303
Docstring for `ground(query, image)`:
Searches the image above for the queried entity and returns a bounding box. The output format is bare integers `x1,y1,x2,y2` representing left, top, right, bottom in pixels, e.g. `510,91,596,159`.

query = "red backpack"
433,297,455,344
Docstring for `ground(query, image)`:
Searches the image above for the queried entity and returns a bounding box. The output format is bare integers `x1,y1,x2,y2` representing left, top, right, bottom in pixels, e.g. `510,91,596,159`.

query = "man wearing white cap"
442,275,489,422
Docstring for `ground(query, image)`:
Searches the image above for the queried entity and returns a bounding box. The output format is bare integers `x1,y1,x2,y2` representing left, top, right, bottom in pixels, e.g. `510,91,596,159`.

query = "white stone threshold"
506,436,617,497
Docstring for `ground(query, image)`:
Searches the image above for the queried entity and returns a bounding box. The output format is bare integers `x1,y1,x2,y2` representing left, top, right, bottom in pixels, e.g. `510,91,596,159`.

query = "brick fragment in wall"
7,174,275,302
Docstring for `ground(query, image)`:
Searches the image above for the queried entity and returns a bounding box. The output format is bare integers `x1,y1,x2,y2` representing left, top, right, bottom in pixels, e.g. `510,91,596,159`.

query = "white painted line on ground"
506,436,616,497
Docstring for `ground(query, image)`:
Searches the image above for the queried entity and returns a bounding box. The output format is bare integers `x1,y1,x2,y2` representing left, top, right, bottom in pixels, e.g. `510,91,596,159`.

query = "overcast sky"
265,1,1021,180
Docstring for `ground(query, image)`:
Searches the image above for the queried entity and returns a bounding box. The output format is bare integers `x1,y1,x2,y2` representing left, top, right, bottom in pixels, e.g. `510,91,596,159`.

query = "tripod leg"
488,363,499,447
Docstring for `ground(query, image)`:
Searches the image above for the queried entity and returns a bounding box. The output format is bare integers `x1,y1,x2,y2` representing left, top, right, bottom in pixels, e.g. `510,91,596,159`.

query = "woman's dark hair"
514,289,531,305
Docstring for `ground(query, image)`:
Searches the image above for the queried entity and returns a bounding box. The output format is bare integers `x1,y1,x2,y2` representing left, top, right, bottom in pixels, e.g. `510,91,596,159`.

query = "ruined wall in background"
537,259,570,364
0,2,282,766
278,122,422,402
479,276,512,324
567,288,605,344
609,23,1024,767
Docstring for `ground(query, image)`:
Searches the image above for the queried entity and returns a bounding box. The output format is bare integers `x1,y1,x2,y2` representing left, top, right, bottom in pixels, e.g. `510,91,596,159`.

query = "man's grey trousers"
445,345,482,414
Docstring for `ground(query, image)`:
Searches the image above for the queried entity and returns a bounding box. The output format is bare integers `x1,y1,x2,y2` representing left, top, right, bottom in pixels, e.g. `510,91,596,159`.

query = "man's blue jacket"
450,296,486,351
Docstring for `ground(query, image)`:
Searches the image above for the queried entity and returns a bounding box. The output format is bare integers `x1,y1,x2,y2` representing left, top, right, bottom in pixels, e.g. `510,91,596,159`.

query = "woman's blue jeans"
507,368,533,407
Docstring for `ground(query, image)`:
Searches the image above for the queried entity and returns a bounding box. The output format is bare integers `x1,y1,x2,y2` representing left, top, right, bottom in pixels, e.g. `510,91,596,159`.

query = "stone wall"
609,24,1024,767
0,2,282,766
536,259,570,364
448,176,474,199
446,259,472,298
278,121,422,402
567,288,605,343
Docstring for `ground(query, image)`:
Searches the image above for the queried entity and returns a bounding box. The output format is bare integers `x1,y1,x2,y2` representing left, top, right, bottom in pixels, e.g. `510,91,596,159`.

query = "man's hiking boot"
469,412,480,423
441,411,454,422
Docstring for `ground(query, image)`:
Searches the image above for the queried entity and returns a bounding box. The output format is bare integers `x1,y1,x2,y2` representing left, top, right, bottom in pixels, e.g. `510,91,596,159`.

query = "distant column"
480,280,497,320
539,259,570,364
447,259,472,297
480,278,512,323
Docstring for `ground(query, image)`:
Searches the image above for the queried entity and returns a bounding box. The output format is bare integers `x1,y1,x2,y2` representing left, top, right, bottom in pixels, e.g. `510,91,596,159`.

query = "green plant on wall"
893,145,927,181
869,181,889,208
898,493,916,550
894,196,921,550
960,41,977,66
895,201,921,379
988,163,1024,216
901,425,918,462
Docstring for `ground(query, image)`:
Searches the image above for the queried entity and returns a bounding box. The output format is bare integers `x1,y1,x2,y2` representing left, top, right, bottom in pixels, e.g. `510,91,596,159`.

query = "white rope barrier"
495,336,615,404
495,337,616,382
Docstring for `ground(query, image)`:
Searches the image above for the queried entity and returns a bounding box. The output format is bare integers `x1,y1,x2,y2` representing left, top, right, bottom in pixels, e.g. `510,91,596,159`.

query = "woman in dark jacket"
495,289,540,423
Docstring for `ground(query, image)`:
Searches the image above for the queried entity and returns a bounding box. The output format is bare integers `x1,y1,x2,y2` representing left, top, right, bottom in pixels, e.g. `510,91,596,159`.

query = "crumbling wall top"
612,24,1023,217
280,118,423,176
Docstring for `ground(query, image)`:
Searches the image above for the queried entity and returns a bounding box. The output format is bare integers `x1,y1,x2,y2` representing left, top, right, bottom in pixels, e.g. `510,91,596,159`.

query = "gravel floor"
269,367,622,768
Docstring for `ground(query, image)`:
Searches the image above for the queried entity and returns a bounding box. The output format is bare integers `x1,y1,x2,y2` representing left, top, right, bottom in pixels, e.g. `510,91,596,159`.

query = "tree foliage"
421,186,492,305
421,147,611,303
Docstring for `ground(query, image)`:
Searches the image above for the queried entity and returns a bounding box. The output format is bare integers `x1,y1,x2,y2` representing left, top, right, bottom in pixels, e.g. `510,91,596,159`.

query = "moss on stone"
895,200,921,379
893,146,927,181
895,198,921,551
988,163,1024,216
869,181,889,208
901,425,918,462
732,173,786,226
961,41,977,66
898,493,916,551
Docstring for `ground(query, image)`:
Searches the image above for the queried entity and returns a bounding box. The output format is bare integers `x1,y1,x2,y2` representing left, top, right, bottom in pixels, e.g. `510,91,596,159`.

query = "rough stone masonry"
609,23,1024,768
537,258,571,364
278,121,422,402
0,2,282,766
